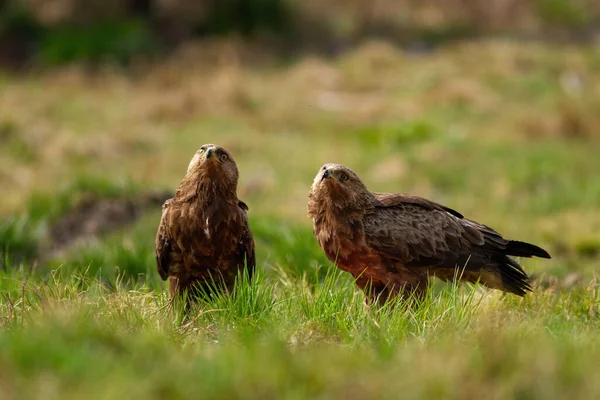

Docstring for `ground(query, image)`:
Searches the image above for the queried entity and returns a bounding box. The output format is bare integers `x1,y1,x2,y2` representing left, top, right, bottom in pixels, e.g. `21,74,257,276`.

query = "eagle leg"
356,277,427,307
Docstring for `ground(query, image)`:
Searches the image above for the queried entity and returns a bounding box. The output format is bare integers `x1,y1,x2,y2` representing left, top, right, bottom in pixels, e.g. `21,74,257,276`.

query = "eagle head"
185,144,239,193
309,163,374,212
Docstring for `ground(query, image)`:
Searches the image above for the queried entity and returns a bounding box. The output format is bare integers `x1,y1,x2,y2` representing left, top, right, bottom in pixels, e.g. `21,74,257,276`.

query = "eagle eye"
220,153,228,161
340,173,349,182
199,148,205,154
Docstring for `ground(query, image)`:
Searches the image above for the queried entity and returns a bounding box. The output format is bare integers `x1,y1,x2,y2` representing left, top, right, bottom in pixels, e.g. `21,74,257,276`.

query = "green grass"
1,267,599,399
1,39,600,398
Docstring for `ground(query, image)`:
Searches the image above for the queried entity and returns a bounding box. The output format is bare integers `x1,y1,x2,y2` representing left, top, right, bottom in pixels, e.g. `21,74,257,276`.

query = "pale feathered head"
308,163,375,213
182,144,239,196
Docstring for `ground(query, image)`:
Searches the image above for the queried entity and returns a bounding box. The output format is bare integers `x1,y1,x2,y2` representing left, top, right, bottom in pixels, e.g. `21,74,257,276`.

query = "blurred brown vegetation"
1,0,599,67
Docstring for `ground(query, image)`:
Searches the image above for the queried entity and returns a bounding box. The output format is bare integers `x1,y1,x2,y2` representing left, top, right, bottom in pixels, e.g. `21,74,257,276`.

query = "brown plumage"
156,144,255,303
307,163,551,305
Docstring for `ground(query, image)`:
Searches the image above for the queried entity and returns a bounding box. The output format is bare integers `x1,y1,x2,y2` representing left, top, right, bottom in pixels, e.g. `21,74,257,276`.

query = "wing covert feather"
237,202,256,277
374,193,464,218
155,198,174,281
364,199,475,266
242,225,256,275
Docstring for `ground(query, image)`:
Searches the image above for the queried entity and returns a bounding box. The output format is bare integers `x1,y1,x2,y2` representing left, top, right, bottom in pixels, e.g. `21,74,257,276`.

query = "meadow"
1,38,600,399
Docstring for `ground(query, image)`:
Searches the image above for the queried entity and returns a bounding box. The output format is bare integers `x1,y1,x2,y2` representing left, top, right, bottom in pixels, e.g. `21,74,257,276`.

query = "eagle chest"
179,206,242,258
314,213,396,282
316,217,368,264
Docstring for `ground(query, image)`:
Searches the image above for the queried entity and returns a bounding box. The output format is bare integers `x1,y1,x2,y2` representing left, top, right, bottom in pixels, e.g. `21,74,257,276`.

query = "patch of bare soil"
45,189,171,258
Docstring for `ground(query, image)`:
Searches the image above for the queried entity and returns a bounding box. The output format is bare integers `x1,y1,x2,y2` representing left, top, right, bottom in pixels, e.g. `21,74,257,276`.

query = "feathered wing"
240,224,256,279
364,194,550,295
238,201,256,279
373,192,464,218
155,198,175,281
364,195,470,266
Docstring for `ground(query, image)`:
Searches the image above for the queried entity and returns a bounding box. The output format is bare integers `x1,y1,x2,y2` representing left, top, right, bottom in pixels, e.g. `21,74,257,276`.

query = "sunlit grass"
0,266,598,399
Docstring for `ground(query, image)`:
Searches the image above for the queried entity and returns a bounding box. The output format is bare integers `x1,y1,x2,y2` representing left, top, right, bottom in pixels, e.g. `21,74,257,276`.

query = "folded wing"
363,193,549,295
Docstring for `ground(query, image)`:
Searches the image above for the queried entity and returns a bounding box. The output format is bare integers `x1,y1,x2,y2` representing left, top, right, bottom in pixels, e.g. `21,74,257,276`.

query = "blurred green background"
0,0,598,284
1,0,599,66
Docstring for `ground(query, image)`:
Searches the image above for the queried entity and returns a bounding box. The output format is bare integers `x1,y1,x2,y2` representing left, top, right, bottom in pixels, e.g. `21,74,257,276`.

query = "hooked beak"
321,168,332,181
203,147,216,160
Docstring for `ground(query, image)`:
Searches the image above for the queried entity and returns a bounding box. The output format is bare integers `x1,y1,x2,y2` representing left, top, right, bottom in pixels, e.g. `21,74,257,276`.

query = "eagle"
307,163,551,305
155,144,255,304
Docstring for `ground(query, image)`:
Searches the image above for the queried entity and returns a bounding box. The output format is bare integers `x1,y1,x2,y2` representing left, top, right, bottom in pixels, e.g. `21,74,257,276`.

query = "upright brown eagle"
308,163,551,305
155,144,255,303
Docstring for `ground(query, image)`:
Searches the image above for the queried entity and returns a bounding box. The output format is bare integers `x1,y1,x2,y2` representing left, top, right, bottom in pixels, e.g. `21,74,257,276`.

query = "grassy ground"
1,39,600,399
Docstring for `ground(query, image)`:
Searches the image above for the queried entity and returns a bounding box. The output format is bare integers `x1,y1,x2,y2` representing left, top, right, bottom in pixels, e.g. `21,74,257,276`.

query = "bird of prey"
155,144,255,304
307,163,550,305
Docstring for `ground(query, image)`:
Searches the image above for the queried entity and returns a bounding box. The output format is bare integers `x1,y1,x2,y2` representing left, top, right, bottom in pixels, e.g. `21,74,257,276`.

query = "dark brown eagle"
155,144,255,303
307,163,551,305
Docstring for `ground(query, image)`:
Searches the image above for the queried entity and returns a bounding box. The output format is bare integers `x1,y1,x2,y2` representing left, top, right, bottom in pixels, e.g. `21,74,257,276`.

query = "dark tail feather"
505,240,551,259
502,256,532,296
441,254,531,296
482,255,532,297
